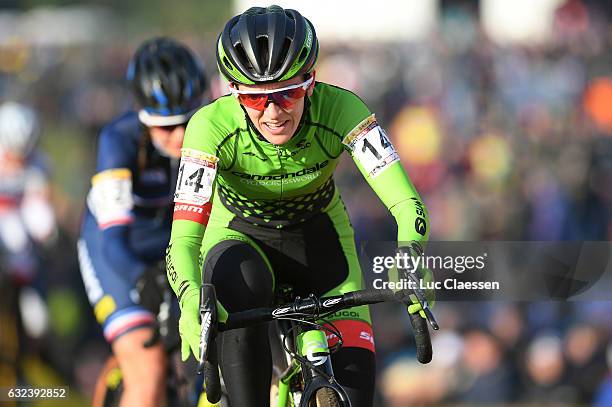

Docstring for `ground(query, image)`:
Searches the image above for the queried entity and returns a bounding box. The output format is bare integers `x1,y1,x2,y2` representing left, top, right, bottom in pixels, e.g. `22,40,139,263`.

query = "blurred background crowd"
1,0,611,405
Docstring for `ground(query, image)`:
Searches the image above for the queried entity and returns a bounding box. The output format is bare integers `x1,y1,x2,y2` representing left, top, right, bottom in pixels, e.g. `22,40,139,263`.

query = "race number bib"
173,148,217,224
89,168,133,228
343,115,399,178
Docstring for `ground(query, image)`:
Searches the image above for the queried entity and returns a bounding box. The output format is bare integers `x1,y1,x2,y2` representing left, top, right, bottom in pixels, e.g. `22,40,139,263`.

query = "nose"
263,99,283,116
170,126,186,144
172,125,186,136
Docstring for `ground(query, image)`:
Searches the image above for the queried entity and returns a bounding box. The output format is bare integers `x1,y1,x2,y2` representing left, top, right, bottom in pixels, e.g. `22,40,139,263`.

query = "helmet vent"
234,43,253,71
160,58,172,75
278,39,291,67
257,37,269,71
223,56,233,71
297,46,308,63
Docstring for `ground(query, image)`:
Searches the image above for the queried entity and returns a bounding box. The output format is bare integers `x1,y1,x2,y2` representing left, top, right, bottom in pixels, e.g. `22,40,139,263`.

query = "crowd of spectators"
1,0,611,405
325,1,612,405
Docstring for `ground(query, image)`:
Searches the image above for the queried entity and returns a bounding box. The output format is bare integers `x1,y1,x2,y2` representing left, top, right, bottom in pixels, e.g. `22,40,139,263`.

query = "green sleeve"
364,161,430,244
334,91,429,244
166,220,206,301
166,103,228,302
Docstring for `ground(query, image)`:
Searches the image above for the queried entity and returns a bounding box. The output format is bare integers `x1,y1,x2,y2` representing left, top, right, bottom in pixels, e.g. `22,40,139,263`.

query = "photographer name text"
373,278,500,290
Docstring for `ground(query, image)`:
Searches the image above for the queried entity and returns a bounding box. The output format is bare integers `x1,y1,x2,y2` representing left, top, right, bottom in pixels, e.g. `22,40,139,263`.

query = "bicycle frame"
276,358,299,407
276,325,350,407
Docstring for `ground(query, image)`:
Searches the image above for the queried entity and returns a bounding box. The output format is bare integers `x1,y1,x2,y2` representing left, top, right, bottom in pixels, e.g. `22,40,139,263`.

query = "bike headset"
0,102,40,157
216,5,319,85
127,37,208,127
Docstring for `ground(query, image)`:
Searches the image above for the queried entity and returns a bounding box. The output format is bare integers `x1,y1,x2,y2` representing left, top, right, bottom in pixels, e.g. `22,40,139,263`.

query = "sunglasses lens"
155,123,186,131
284,88,307,99
269,88,307,109
238,94,268,110
236,81,309,111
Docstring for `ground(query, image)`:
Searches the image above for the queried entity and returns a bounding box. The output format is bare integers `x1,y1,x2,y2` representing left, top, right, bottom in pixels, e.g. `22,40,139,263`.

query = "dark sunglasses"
152,123,187,132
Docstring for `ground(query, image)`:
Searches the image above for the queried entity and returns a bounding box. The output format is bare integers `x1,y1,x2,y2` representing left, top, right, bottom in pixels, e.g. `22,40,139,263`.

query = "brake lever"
403,271,439,330
197,284,218,374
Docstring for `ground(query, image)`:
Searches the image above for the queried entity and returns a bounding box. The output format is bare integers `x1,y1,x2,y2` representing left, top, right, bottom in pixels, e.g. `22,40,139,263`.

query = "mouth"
262,120,290,135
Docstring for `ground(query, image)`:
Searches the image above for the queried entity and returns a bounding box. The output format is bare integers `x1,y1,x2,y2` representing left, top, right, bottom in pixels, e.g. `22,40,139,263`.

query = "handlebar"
197,284,438,403
221,287,438,331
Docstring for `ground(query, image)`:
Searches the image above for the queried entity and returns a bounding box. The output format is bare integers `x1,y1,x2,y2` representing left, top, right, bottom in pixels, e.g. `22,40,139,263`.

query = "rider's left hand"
393,245,436,319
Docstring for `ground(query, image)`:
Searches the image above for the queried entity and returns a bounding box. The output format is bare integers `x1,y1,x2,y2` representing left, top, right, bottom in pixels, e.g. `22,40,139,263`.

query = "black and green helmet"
216,5,319,84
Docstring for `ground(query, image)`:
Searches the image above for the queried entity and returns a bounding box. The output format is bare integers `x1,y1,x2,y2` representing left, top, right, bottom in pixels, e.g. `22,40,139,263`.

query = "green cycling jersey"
166,82,429,299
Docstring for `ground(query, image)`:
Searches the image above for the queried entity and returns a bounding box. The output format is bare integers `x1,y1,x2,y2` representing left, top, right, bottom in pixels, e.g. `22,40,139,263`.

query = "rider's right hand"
178,286,229,361
178,287,201,361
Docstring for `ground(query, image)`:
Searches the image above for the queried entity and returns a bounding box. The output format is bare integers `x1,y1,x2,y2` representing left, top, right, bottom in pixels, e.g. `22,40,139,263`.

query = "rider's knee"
112,327,167,381
205,240,274,311
111,329,167,406
331,347,376,389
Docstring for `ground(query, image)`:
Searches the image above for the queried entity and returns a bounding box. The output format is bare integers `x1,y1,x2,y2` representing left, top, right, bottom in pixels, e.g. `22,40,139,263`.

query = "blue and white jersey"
86,111,176,228
78,111,179,341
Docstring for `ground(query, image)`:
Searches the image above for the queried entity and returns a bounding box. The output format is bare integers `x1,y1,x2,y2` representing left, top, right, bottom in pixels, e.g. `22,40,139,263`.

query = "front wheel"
312,387,341,407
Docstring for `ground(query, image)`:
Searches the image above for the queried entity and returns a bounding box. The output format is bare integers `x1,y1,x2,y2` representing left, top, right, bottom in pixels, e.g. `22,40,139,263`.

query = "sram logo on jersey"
231,160,328,180
323,319,376,352
174,204,204,213
411,197,427,236
173,201,211,225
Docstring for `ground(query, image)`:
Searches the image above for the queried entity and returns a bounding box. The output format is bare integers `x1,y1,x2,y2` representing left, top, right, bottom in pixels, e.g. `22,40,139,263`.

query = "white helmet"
0,102,40,156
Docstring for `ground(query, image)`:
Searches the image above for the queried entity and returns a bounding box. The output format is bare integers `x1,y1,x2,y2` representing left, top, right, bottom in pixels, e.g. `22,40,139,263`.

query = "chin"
261,129,295,144
266,134,293,145
157,146,181,158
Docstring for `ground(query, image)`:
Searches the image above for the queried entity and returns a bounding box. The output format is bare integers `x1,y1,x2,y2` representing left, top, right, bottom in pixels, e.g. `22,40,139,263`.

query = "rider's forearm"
356,160,429,243
388,197,429,243
166,219,206,305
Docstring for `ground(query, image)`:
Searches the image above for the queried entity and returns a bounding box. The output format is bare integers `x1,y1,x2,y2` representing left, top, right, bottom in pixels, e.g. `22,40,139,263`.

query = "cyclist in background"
167,6,432,407
0,101,56,386
77,37,209,407
0,102,56,284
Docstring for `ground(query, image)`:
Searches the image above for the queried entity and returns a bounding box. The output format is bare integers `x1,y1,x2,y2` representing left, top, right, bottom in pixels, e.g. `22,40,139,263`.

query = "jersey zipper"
275,144,284,230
